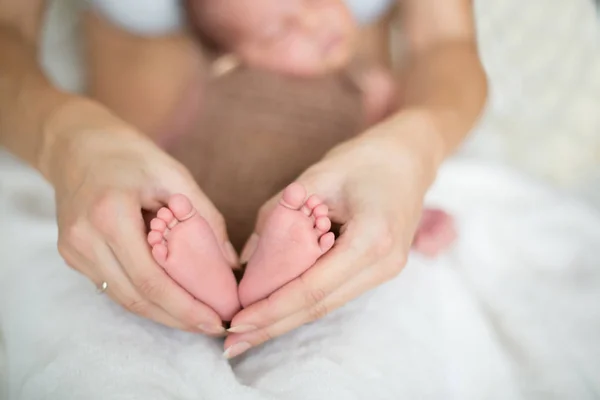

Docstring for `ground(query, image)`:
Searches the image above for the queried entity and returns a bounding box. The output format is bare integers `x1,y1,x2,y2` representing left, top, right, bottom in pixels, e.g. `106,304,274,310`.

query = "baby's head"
188,0,357,76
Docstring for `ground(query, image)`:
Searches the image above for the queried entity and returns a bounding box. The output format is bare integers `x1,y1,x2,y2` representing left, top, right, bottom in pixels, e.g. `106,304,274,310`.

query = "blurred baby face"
193,0,357,76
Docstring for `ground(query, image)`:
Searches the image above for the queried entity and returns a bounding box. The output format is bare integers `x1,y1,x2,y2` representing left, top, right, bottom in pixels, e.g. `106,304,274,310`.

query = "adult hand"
44,99,236,335
224,111,445,356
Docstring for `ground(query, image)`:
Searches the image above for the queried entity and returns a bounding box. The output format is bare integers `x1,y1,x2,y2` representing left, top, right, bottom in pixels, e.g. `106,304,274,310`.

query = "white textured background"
1,0,599,398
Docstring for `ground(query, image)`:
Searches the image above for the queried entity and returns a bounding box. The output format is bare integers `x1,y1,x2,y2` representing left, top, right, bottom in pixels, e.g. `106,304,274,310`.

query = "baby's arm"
347,62,397,127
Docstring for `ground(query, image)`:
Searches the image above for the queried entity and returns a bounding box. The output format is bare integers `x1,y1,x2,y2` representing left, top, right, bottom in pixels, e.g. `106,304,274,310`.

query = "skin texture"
158,33,454,316
188,0,357,76
84,0,487,355
148,194,241,321
0,1,232,334
164,65,363,313
166,66,364,250
1,0,486,355
222,0,487,356
182,0,455,315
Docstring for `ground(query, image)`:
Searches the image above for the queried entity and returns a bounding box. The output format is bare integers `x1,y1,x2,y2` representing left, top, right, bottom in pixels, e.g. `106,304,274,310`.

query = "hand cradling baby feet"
146,0,458,322
146,191,457,323
147,195,241,322
145,184,335,322
146,188,456,324
189,0,456,298
238,183,335,307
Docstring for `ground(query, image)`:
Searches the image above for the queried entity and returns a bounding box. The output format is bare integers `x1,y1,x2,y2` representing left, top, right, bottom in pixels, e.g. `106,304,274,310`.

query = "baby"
146,0,456,322
189,0,398,126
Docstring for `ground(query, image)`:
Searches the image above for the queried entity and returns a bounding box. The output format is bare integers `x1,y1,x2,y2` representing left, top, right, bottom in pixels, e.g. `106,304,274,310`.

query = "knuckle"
56,236,70,258
380,253,408,281
363,220,396,260
371,234,395,259
175,300,202,326
255,329,274,344
307,302,329,322
134,274,166,299
57,246,78,270
304,286,327,307
173,161,193,179
124,297,152,317
89,190,128,235
58,220,90,253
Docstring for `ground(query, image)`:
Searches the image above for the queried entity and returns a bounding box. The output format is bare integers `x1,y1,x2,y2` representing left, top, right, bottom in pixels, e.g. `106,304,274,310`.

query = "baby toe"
312,204,328,218
148,230,165,246
305,195,321,210
319,232,335,253
151,243,169,265
150,218,167,232
280,182,307,210
157,207,176,228
315,216,331,233
168,194,196,222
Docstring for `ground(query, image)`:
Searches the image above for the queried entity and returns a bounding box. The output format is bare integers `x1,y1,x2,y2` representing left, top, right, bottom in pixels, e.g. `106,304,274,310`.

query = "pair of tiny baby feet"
147,182,455,322
147,183,334,321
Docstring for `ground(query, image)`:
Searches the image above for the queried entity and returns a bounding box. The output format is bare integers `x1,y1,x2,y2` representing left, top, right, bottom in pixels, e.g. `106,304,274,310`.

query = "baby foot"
147,194,240,321
239,183,335,308
412,209,457,257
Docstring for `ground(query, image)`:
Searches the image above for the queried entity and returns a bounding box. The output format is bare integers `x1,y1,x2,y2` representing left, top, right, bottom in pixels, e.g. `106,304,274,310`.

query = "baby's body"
147,0,456,321
84,0,455,323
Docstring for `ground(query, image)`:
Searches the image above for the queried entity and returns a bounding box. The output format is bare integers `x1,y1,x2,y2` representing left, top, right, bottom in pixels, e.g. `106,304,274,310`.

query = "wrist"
364,109,448,178
39,94,138,184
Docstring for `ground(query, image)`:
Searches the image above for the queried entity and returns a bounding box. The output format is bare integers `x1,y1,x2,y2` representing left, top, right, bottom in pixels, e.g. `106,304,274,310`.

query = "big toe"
280,182,307,210
168,194,196,221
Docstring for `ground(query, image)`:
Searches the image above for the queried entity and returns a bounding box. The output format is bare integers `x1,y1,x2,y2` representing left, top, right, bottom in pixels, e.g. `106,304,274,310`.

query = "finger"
91,243,199,332
239,233,259,265
229,223,375,331
240,195,280,263
224,257,396,357
252,195,280,235
103,205,225,333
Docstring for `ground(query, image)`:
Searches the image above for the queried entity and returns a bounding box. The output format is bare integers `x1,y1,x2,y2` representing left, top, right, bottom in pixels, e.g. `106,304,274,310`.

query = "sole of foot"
147,194,240,321
239,182,335,308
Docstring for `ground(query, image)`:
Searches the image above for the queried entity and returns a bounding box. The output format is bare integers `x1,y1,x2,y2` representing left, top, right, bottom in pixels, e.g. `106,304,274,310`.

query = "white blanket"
1,153,600,400
1,0,600,398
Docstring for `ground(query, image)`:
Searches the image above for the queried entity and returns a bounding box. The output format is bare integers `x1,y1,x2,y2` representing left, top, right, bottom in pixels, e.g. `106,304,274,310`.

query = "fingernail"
227,324,257,334
198,324,226,335
240,234,259,264
223,241,239,267
223,342,252,359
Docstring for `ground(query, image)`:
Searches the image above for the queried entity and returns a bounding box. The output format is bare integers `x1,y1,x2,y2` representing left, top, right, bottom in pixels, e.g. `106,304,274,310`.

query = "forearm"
84,10,205,140
396,39,488,161
0,19,132,182
0,23,70,169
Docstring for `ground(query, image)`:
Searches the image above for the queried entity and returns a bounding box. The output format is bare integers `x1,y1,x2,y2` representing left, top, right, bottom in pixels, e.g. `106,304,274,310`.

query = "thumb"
173,176,239,268
239,194,279,264
193,192,240,268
